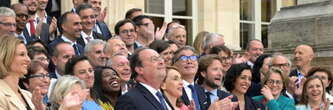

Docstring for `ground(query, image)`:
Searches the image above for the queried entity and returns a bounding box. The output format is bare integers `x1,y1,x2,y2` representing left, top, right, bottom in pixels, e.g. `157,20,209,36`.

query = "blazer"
204,89,238,108
0,80,35,110
235,96,264,110
95,21,112,40
48,36,84,56
115,83,171,110
252,95,295,110
181,84,207,110
77,32,106,47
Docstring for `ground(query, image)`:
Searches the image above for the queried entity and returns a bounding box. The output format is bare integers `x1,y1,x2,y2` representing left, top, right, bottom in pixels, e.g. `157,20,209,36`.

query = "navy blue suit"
95,21,112,40
48,37,84,56
181,84,207,110
115,83,170,110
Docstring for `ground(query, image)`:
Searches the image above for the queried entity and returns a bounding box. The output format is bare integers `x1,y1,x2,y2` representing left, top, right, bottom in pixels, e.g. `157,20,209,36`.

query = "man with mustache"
76,3,105,47
48,12,84,56
197,55,238,109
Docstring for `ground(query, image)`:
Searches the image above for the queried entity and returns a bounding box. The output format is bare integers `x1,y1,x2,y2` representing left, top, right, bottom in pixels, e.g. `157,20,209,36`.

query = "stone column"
198,0,240,50
297,0,328,5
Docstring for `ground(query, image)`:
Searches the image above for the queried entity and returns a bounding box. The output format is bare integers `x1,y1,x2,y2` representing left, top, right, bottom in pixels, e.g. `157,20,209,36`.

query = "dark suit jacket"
235,96,265,110
115,83,170,110
181,84,207,110
96,21,112,40
204,89,238,108
48,36,84,56
246,82,262,98
77,32,105,47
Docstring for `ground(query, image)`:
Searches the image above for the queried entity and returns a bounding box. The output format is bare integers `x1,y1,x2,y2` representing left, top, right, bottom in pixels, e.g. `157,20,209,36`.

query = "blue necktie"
156,91,168,110
73,44,80,56
188,85,201,110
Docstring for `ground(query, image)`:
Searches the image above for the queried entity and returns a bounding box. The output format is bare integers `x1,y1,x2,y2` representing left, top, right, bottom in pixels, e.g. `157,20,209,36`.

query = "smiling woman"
0,34,35,110
252,67,295,110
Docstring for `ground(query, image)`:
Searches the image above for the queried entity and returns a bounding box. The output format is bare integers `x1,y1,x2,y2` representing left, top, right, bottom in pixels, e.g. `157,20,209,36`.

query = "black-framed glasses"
26,74,50,79
0,22,16,27
16,14,29,19
176,55,198,62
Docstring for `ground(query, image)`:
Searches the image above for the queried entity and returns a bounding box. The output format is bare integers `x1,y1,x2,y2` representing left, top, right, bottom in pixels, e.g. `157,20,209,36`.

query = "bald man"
290,44,314,77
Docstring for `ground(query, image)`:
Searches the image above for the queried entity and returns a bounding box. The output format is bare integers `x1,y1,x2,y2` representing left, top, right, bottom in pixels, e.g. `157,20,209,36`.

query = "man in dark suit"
95,20,112,40
196,55,238,109
76,3,105,47
116,48,172,110
49,42,75,79
172,46,206,110
48,12,83,56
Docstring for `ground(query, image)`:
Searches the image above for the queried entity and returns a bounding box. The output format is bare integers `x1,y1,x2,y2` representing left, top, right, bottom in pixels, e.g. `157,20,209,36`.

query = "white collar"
61,35,76,45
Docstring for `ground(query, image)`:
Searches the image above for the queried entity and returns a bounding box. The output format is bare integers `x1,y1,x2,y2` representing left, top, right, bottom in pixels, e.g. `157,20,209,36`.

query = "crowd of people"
0,0,332,110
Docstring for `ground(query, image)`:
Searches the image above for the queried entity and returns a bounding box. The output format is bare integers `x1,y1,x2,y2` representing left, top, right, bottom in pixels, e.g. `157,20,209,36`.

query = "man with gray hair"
166,24,187,47
0,7,16,35
84,39,107,67
202,32,225,55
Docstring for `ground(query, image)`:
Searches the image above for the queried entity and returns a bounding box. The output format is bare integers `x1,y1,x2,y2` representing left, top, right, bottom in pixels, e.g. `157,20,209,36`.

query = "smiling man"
0,7,16,36
76,3,104,47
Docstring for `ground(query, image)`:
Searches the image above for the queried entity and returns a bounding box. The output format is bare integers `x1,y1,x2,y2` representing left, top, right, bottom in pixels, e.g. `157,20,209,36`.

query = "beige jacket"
0,80,35,110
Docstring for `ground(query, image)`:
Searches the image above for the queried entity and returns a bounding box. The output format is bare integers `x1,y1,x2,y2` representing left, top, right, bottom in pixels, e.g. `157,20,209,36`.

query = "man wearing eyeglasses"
132,15,155,47
76,3,105,47
114,19,141,55
172,46,207,110
11,4,29,43
0,7,16,36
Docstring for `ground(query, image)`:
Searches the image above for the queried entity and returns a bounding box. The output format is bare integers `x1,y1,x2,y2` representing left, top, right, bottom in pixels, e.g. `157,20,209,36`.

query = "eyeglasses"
0,22,16,27
120,29,135,34
267,79,283,85
176,55,198,62
26,74,50,79
16,14,29,19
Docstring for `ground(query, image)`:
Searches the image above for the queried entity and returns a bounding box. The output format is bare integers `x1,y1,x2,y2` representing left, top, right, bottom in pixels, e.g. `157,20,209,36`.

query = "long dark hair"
91,66,122,105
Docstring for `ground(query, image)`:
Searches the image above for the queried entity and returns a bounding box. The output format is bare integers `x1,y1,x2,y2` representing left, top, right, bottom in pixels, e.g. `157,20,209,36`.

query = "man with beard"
11,4,28,43
76,3,105,47
48,12,83,56
197,55,238,109
245,39,264,68
0,7,16,36
25,0,57,44
114,19,141,54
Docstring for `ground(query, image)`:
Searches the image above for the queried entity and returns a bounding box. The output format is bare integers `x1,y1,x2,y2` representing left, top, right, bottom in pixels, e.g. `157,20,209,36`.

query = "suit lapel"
181,87,190,105
137,84,164,110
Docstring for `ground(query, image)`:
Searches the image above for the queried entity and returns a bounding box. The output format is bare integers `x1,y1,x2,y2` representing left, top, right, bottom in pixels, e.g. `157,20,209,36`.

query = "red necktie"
29,19,36,37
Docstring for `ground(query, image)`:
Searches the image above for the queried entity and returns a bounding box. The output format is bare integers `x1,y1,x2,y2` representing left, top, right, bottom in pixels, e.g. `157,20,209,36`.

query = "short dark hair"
130,47,149,79
132,15,151,26
125,8,142,19
307,67,333,92
114,19,136,35
149,40,170,54
59,11,75,32
196,55,222,85
28,46,48,60
224,63,251,91
76,3,93,15
252,54,272,83
65,56,89,75
209,45,232,56
52,42,72,57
